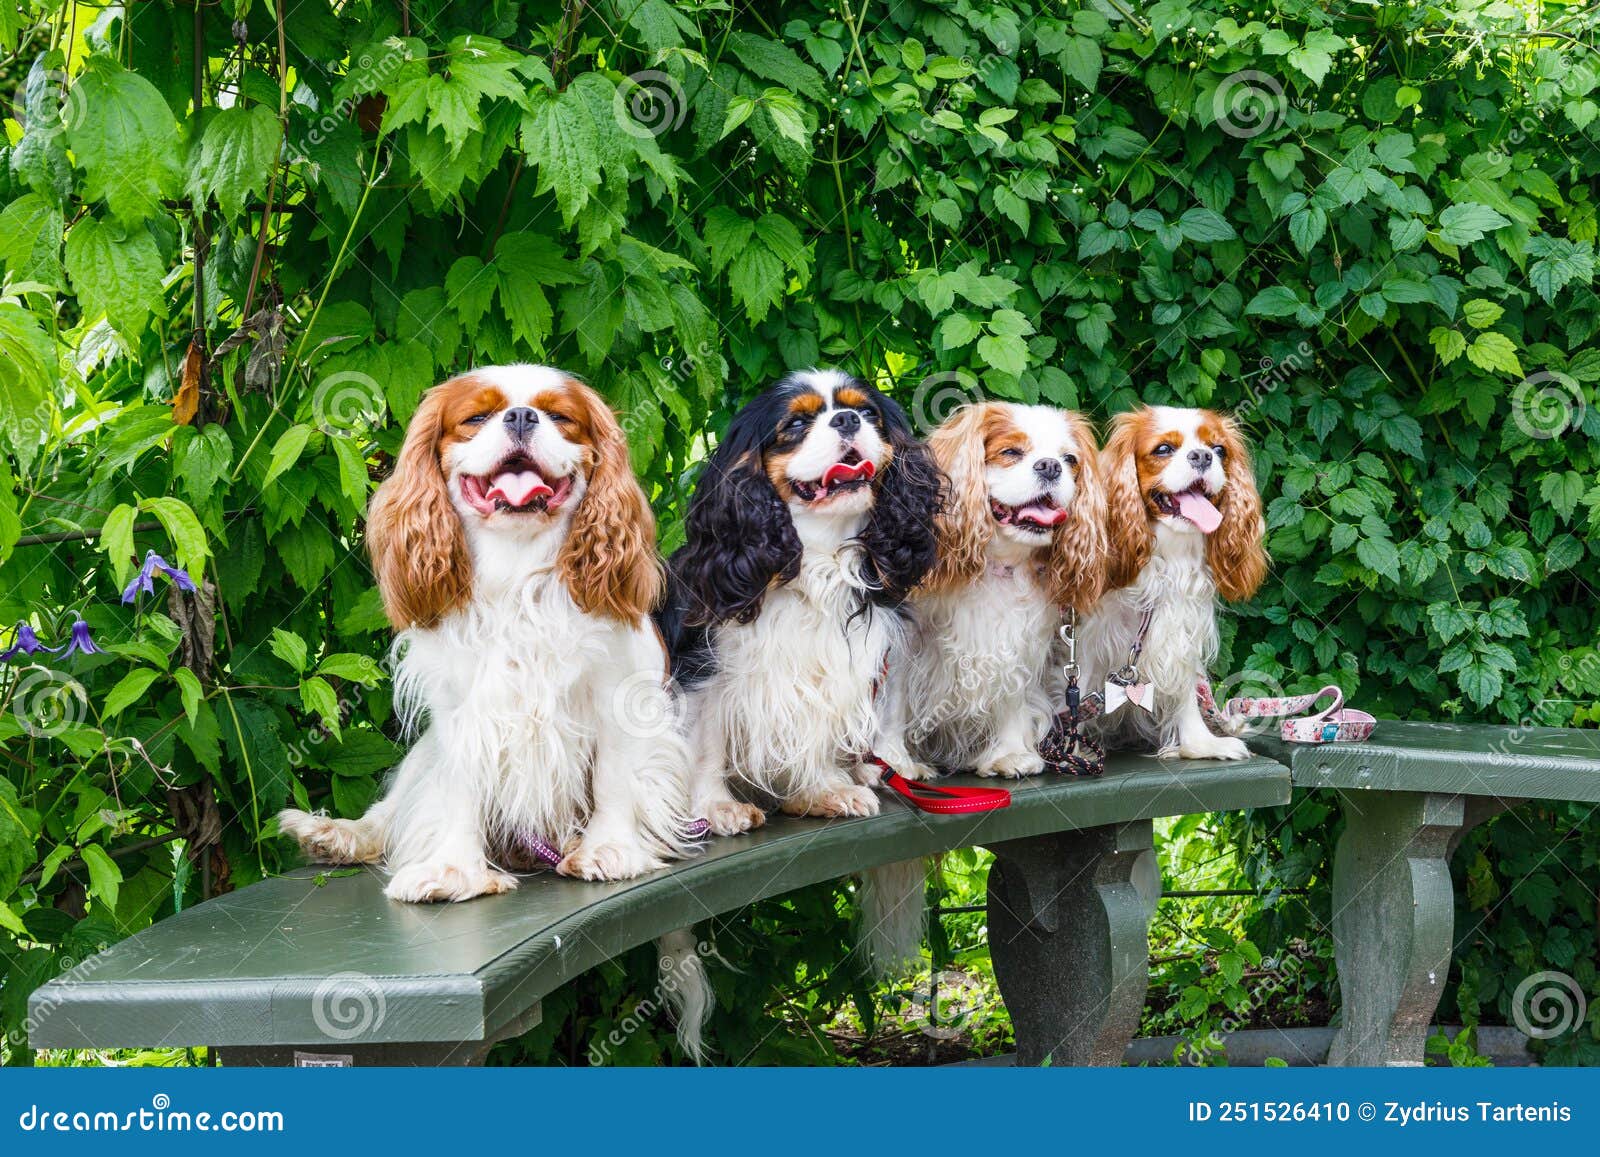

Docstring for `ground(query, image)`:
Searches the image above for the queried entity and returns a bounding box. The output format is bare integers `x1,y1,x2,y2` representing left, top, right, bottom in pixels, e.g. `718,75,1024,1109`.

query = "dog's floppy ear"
920,404,991,594
859,387,943,603
366,382,473,630
558,379,664,621
671,406,801,626
1045,413,1109,610
1207,414,1268,602
1100,409,1152,592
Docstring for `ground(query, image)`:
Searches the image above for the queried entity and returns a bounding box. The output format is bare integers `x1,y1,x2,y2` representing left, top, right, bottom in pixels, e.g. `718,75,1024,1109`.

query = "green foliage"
2,0,1598,1064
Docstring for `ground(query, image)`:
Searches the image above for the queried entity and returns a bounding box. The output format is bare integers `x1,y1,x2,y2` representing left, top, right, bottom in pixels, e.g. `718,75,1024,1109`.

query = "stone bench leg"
986,820,1157,1066
1326,791,1506,1066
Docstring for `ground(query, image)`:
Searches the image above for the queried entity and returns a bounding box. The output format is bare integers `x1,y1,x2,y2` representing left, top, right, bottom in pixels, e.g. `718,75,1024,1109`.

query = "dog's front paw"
557,839,663,881
869,749,937,781
1175,733,1251,761
977,751,1045,779
704,800,766,837
277,809,381,864
385,862,518,903
782,785,880,818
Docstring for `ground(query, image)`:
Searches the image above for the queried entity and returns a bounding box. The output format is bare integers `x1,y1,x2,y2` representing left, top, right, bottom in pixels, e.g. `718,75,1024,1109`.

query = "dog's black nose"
1187,447,1213,471
504,407,539,437
1033,457,1062,481
829,409,861,435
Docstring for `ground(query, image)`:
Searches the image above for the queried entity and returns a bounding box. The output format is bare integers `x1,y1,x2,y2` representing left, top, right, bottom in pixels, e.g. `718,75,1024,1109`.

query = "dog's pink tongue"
821,460,875,488
1018,503,1068,527
486,470,552,507
1175,489,1223,533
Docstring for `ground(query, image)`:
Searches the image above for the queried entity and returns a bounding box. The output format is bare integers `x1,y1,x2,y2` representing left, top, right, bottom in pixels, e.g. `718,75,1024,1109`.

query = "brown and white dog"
1080,405,1267,760
279,365,700,901
876,402,1107,779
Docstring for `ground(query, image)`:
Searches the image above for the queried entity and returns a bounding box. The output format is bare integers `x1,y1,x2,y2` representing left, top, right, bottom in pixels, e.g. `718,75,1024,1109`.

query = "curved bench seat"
29,752,1290,1065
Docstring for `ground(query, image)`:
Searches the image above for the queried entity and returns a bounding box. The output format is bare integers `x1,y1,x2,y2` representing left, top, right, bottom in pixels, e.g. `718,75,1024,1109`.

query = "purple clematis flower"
56,617,104,658
0,622,57,662
121,550,198,604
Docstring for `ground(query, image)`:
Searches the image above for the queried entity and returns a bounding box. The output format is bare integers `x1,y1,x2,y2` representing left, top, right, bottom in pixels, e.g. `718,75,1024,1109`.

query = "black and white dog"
658,369,943,829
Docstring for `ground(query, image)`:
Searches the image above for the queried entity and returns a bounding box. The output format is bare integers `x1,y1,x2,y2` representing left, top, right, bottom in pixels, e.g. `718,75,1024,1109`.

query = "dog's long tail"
657,927,714,1064
858,858,929,978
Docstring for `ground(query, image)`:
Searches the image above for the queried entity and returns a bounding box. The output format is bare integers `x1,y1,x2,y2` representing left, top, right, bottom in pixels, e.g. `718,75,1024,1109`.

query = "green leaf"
263,424,314,488
1461,299,1504,329
139,496,209,581
191,104,281,219
0,779,34,898
1288,207,1326,255
270,628,309,672
80,843,123,911
0,194,65,287
98,503,139,586
1245,286,1301,317
728,32,827,101
317,653,385,685
300,675,343,737
1061,36,1101,92
65,60,182,222
1429,327,1466,364
520,88,600,226
103,668,161,718
1178,207,1236,243
1436,202,1511,246
937,312,981,349
1465,331,1523,377
976,332,1029,376
1389,217,1425,253
64,217,168,340
174,667,204,727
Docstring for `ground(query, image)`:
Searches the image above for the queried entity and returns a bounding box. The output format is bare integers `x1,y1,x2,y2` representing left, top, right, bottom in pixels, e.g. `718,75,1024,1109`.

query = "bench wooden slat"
29,753,1289,1053
1255,720,1600,801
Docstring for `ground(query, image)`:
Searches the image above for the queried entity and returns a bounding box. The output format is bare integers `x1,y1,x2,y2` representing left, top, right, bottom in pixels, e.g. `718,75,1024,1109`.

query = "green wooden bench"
28,753,1289,1066
1254,721,1600,1067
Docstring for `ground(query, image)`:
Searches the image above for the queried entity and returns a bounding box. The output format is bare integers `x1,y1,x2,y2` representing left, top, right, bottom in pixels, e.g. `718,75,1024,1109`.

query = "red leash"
863,755,1011,815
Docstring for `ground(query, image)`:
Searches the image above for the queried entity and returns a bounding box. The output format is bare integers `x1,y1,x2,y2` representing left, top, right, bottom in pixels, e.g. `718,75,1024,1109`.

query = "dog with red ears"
1079,405,1268,761
279,365,701,901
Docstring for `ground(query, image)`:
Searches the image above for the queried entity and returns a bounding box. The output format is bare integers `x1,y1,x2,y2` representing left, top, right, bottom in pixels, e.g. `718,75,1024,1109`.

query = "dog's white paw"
277,809,382,864
704,800,766,837
783,784,880,818
557,839,663,881
897,758,939,782
1174,733,1251,761
384,862,518,903
977,751,1045,779
869,750,937,781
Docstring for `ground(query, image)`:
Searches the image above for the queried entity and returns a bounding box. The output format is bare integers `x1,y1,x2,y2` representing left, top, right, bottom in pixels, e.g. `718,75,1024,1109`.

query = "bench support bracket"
985,820,1157,1066
1327,790,1511,1066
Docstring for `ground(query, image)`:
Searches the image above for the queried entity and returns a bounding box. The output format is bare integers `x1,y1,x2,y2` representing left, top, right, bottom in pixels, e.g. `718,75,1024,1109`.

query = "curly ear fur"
671,419,801,627
1208,416,1268,601
858,391,944,604
558,380,664,621
919,404,992,595
1100,410,1153,592
1045,413,1109,611
366,385,473,630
